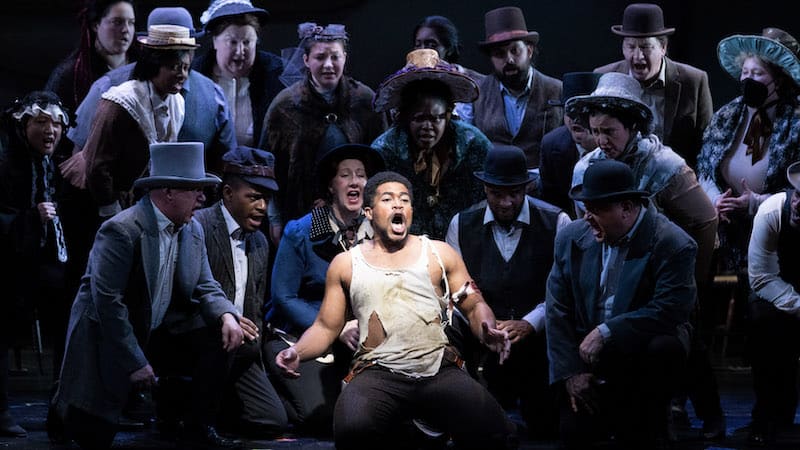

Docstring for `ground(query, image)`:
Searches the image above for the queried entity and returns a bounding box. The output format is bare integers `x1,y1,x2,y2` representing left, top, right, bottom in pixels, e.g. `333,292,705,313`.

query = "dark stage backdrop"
0,0,796,115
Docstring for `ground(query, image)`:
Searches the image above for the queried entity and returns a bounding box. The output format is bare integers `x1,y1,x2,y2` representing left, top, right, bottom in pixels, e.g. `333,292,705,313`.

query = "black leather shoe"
0,410,26,438
182,424,243,449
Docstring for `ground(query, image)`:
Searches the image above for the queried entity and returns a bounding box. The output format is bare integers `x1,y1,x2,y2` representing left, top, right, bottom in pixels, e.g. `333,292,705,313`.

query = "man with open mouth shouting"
276,171,515,449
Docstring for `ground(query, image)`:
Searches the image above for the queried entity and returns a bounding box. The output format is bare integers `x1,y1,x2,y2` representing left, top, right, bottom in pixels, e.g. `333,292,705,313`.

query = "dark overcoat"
545,202,696,384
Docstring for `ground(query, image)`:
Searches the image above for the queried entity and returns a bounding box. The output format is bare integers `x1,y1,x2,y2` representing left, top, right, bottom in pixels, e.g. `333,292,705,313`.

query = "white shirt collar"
147,81,169,112
483,195,531,226
220,202,243,239
630,58,666,88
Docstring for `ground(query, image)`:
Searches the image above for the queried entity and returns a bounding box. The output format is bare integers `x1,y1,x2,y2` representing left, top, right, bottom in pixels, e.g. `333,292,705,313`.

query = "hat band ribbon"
224,162,274,178
147,36,196,46
485,30,533,44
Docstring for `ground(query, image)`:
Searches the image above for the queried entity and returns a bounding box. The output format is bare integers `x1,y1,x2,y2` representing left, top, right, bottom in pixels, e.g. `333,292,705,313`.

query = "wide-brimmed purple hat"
373,49,479,113
200,0,269,33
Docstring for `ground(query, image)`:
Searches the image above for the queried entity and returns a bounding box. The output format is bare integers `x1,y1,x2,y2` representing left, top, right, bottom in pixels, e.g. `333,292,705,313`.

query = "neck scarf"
744,100,779,164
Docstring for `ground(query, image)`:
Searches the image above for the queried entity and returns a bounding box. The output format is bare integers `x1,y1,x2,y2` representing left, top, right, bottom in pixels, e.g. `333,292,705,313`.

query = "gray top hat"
565,72,653,127
134,142,221,189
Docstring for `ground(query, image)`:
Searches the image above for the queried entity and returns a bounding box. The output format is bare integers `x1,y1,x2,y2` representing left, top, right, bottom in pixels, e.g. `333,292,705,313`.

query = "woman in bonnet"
259,22,386,237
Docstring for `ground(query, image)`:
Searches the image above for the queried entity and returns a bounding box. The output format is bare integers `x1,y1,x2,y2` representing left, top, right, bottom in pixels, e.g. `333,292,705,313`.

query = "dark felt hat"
611,3,675,37
548,72,603,106
478,7,539,49
315,143,386,185
134,142,221,189
569,159,649,202
222,145,278,191
474,144,537,186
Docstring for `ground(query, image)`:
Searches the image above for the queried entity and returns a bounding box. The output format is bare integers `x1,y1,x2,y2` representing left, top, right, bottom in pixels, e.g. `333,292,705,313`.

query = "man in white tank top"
276,171,515,449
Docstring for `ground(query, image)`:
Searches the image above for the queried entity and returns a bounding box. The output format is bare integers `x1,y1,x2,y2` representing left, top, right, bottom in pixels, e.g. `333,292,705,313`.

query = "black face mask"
741,78,771,108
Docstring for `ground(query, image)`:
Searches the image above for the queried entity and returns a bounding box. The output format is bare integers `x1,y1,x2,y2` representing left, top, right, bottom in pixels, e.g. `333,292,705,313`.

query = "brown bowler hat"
478,7,539,50
611,3,675,37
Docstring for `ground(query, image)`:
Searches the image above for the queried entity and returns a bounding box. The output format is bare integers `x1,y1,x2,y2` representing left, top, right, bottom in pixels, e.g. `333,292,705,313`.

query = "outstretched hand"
481,321,511,364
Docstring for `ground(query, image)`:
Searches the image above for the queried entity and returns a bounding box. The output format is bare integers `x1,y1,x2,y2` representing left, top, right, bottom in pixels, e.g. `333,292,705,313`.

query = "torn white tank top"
349,236,450,377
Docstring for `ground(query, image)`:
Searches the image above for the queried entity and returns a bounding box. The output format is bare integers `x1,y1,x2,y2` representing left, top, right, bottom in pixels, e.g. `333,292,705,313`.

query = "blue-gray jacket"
68,64,236,174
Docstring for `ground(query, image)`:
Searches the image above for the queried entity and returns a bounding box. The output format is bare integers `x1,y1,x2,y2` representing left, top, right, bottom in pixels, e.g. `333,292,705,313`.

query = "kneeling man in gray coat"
546,159,695,448
51,142,244,449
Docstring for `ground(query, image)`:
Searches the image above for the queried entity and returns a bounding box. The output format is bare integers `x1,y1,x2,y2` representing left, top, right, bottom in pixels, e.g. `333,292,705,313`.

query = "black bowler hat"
569,159,649,202
222,145,279,192
611,3,675,37
474,144,537,186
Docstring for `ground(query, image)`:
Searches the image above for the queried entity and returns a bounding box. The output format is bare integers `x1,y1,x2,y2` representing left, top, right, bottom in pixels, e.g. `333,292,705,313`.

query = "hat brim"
374,69,479,112
478,32,539,49
565,94,653,127
473,171,537,186
133,174,221,190
204,6,269,31
136,30,205,40
610,25,675,37
718,35,800,87
240,175,279,192
568,184,649,202
316,145,386,178
136,36,200,49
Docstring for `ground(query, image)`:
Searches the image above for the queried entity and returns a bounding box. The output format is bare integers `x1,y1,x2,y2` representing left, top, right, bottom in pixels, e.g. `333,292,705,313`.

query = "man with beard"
465,6,562,170
194,146,288,437
446,144,570,437
746,161,800,445
546,159,695,449
594,3,712,168
275,171,515,450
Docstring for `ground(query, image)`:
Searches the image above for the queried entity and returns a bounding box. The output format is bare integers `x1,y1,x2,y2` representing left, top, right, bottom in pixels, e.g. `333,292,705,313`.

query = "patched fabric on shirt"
348,236,449,377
